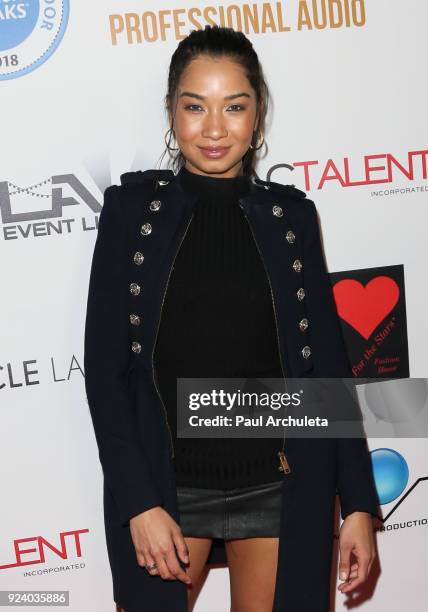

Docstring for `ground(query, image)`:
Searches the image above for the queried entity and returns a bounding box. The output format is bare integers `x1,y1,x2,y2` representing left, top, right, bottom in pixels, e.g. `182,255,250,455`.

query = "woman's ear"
254,113,260,133
164,94,173,127
254,102,263,133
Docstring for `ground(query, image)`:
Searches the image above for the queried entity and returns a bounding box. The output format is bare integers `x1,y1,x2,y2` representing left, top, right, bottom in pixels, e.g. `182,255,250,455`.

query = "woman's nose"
201,111,228,140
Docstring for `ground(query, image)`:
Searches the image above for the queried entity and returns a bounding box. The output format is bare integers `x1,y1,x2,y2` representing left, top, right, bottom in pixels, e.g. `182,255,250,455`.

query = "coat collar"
119,166,307,215
148,165,287,211
120,166,307,200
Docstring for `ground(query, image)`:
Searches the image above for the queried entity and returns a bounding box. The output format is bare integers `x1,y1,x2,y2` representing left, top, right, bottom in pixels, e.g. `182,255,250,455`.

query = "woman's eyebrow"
179,91,251,100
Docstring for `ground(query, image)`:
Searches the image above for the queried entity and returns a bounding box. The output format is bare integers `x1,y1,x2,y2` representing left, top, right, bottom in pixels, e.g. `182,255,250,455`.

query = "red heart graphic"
333,276,400,340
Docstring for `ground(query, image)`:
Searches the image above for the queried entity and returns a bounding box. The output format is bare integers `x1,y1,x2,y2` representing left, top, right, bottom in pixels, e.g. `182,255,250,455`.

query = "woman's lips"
198,146,231,159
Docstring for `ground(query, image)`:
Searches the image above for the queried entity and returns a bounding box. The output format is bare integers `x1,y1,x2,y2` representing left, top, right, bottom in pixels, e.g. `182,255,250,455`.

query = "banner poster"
330,264,409,380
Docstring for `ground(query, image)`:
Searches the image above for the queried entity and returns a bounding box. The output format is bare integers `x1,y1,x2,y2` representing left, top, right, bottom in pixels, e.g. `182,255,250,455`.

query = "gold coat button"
292,259,303,272
296,287,305,301
140,222,152,235
301,345,311,359
133,251,144,265
285,230,295,244
158,180,169,186
149,200,161,211
272,205,283,217
130,313,141,326
131,341,142,354
130,282,141,296
299,318,309,331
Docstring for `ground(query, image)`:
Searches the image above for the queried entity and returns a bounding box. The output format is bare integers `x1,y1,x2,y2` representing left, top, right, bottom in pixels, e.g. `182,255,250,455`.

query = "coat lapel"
123,170,199,377
123,167,314,379
238,184,314,378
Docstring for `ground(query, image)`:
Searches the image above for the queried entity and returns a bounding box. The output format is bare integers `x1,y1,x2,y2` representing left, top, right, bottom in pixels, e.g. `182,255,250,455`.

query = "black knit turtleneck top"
153,165,285,489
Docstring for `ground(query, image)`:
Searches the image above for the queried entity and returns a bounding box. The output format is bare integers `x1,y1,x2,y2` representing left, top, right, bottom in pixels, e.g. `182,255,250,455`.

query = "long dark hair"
158,25,270,178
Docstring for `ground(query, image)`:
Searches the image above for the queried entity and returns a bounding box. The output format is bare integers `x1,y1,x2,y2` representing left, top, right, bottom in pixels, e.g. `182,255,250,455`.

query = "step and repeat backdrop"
1,1,427,610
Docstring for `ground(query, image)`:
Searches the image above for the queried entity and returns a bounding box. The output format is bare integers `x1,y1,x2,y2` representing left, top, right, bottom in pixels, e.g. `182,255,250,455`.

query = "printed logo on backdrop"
330,265,409,379
371,446,428,525
332,444,428,530
0,0,69,80
0,174,101,239
0,528,88,571
108,1,368,45
263,150,428,195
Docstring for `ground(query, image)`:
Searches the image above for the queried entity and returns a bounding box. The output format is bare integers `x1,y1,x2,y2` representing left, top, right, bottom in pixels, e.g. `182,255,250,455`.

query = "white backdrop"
1,1,427,610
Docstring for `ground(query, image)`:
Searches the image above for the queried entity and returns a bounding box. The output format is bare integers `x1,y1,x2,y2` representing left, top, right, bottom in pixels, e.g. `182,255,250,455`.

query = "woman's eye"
184,104,245,112
184,104,203,112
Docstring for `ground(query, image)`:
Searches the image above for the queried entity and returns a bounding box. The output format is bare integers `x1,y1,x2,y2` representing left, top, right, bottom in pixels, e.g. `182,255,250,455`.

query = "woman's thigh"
225,537,279,612
117,537,213,612
185,536,214,610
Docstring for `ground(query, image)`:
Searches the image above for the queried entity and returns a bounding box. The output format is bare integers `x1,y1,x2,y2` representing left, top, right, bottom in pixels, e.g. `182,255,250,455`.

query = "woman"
84,25,379,612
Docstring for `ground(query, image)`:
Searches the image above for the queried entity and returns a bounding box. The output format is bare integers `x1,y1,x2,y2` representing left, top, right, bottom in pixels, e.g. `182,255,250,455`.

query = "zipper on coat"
151,211,195,460
238,199,292,475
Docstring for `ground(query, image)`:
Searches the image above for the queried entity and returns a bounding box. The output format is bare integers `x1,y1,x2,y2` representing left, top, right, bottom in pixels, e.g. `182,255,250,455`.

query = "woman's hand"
129,506,192,584
337,511,376,594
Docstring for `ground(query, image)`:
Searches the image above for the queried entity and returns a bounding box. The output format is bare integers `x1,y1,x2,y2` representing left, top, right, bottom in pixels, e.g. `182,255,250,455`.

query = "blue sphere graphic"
371,448,409,505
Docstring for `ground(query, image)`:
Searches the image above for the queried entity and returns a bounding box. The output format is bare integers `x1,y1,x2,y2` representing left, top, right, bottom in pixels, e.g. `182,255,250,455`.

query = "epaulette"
120,169,175,185
253,176,307,199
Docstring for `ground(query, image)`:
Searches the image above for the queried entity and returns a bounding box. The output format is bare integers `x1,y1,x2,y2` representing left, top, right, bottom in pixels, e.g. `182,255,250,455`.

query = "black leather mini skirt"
177,479,284,540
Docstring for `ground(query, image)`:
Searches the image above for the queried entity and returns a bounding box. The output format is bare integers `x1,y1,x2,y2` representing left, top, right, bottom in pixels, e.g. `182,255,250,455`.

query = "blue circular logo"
371,448,409,505
0,1,69,80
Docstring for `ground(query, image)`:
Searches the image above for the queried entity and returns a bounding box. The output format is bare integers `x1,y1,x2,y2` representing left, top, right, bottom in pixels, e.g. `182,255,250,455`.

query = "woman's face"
169,55,259,178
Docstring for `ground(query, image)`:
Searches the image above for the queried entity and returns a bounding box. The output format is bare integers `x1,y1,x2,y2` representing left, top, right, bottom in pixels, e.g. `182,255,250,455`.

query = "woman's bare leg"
225,537,279,612
184,536,214,611
117,536,213,612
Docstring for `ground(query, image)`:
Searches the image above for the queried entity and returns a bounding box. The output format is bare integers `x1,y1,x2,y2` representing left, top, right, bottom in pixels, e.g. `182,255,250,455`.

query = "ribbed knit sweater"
153,165,285,489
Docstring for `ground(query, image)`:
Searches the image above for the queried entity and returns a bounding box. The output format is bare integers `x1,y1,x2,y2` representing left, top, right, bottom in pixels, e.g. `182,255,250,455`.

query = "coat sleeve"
302,198,379,521
84,185,164,527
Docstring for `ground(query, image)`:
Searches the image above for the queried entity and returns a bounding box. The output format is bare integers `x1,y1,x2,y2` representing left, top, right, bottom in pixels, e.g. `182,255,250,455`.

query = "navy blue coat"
84,166,379,612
